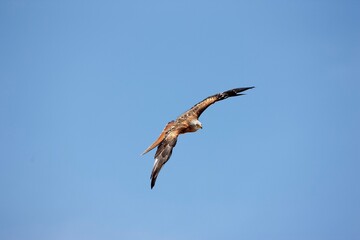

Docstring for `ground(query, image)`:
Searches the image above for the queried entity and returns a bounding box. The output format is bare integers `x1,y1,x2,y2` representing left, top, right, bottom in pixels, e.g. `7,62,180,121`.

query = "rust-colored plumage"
142,87,254,189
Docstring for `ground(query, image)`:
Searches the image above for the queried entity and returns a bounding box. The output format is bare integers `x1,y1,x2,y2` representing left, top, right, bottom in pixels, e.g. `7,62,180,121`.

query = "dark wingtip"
150,172,157,189
219,87,254,100
233,87,254,95
151,179,155,189
235,86,254,91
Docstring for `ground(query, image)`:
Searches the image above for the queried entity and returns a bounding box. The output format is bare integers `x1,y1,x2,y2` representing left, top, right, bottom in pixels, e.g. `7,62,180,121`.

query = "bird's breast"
180,125,198,134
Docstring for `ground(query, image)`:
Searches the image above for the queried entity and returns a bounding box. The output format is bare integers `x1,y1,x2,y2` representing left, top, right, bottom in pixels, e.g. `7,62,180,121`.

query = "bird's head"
190,119,202,131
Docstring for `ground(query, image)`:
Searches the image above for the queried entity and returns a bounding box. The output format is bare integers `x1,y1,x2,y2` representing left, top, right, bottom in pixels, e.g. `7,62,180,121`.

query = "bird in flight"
142,87,254,189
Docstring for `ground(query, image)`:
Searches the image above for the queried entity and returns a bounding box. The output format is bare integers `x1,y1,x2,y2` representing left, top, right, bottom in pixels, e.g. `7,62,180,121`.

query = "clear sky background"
1,0,359,239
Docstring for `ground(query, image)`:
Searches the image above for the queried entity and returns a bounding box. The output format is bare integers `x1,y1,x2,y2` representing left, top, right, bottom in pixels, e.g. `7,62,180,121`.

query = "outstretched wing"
150,131,178,189
144,86,254,189
181,87,254,119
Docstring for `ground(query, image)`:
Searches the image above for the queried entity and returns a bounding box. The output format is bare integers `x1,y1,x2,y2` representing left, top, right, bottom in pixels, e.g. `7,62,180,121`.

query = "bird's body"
142,87,254,188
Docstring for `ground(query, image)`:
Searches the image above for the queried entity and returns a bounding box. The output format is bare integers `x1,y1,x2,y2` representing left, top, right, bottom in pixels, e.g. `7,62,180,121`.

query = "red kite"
142,87,254,189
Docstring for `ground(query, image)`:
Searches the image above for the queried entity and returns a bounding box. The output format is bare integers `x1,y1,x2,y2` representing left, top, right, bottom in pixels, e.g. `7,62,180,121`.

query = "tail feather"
142,121,175,155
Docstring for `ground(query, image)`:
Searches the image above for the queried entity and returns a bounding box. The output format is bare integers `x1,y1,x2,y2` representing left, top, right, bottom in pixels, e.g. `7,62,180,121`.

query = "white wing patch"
153,158,159,167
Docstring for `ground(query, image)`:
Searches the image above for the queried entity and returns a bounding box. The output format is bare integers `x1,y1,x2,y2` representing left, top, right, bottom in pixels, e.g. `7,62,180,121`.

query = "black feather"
218,87,254,100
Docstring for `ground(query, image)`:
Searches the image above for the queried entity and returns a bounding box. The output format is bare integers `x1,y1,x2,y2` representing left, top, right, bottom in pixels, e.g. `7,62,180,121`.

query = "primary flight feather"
142,87,254,189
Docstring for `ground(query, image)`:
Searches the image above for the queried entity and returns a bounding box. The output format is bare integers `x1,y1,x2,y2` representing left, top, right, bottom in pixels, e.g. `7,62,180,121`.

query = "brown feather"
143,86,254,189
141,121,175,155
182,87,254,118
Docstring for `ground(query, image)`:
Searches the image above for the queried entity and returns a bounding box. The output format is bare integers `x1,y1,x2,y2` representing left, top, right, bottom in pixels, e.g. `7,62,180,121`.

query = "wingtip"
150,167,156,189
232,86,255,96
243,86,255,90
150,179,156,189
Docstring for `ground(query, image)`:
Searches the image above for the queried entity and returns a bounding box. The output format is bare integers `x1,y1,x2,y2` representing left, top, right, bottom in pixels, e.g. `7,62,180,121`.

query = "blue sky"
1,0,359,239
